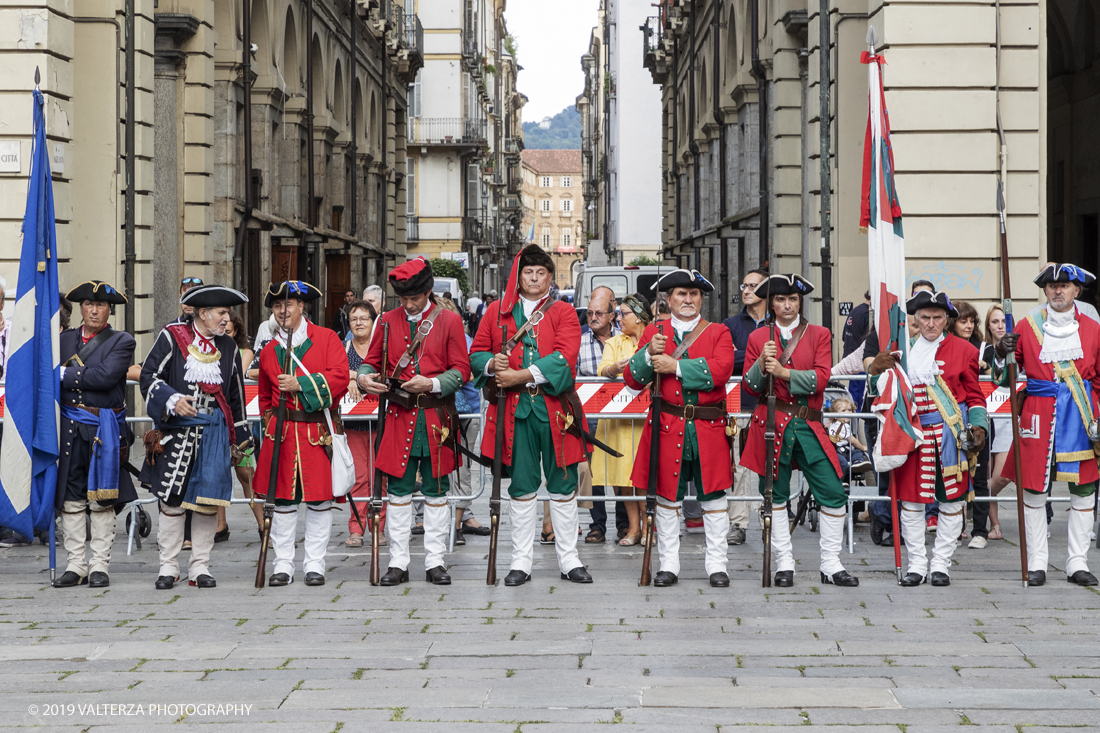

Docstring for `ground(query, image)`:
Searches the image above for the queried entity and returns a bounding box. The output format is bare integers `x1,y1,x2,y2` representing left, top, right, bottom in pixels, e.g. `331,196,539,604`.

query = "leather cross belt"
772,401,823,423
660,403,728,422
286,409,325,422
482,382,547,402
65,402,126,417
386,390,450,411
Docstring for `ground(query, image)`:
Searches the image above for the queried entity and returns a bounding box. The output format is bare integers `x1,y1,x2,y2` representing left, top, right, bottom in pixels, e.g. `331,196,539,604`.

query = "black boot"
425,566,452,585
709,572,730,588
930,572,950,587
1028,570,1046,587
190,574,216,588
1068,570,1098,586
653,571,678,587
774,570,794,587
379,567,409,586
154,575,177,590
561,567,593,584
504,569,530,586
53,571,87,588
899,573,926,587
88,572,110,588
820,570,859,587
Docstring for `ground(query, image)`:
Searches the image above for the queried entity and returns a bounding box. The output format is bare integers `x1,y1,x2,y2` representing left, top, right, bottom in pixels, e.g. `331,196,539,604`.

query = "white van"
432,277,463,305
575,265,662,309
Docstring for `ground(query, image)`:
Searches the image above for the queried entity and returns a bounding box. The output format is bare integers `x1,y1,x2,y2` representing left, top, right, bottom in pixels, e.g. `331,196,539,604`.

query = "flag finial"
34,66,40,87
866,27,878,48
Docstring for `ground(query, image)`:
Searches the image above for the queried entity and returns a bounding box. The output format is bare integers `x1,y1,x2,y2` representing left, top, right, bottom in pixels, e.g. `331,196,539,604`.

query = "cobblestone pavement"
2,483,1100,732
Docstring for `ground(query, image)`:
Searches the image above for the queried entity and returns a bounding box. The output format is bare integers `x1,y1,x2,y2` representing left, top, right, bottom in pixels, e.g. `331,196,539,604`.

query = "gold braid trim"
927,376,968,479
1053,361,1095,433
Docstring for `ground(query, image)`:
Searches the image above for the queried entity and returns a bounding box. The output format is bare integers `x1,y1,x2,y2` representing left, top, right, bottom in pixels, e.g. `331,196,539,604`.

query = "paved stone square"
2,484,1100,732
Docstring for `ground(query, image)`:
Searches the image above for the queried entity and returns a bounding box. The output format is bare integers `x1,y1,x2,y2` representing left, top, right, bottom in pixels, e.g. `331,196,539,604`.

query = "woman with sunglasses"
593,293,653,546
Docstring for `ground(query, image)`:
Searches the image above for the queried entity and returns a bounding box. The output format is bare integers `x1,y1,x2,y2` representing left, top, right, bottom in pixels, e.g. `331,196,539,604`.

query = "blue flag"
0,89,61,541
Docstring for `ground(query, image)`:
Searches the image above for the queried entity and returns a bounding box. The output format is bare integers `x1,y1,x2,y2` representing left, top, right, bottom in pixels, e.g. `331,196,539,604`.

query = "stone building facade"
643,0,1062,333
520,149,584,289
404,0,525,300
0,0,422,355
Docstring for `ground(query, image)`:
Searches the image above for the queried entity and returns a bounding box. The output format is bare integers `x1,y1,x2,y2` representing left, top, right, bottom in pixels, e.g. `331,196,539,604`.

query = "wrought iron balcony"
462,216,483,244
404,12,424,68
461,30,482,72
406,214,419,242
408,117,488,146
642,16,661,73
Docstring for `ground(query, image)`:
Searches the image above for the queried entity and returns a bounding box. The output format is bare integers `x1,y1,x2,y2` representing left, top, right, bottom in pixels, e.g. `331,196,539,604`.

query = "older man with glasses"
579,286,628,544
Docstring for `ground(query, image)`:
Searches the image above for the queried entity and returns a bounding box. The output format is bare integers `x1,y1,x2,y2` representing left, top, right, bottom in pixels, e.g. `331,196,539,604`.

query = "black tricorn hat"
906,290,959,318
181,285,248,310
652,268,714,293
264,280,322,308
389,257,435,297
753,273,815,299
65,280,127,305
1034,263,1096,288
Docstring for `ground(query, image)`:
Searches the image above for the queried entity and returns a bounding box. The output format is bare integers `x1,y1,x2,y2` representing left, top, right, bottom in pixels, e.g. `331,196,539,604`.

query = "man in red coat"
995,264,1100,586
470,245,593,586
357,258,472,586
624,269,736,587
743,274,858,587
868,290,988,587
254,281,350,587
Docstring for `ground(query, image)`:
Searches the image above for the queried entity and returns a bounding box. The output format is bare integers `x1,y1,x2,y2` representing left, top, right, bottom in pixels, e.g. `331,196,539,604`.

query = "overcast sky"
505,0,600,122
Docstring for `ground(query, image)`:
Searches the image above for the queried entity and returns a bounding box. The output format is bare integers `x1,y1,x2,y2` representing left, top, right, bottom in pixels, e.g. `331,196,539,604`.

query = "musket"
369,322,391,586
486,323,509,585
998,182,1029,588
761,311,777,588
256,309,295,589
639,321,663,587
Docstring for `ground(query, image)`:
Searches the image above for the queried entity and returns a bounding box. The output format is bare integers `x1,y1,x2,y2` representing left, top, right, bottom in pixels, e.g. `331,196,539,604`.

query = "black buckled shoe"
1028,570,1046,587
268,572,292,587
504,569,531,586
454,529,466,546
774,570,794,587
820,570,859,587
930,571,951,587
304,572,325,586
463,524,491,536
425,566,452,585
709,572,730,588
561,566,593,584
155,575,177,590
88,571,110,588
653,571,678,587
1068,570,1098,586
190,574,216,588
53,571,87,588
379,567,409,586
899,572,926,587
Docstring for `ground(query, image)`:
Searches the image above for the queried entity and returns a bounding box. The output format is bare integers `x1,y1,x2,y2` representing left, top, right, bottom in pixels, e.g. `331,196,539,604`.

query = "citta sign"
0,141,20,173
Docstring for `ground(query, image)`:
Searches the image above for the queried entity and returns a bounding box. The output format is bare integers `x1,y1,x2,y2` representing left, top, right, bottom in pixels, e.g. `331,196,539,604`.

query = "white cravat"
670,314,701,337
777,315,801,341
908,333,944,386
1039,305,1083,364
275,317,309,348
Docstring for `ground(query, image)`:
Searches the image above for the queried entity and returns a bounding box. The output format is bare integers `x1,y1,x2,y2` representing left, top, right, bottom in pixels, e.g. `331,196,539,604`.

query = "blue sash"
168,410,233,509
62,404,126,501
1027,378,1094,478
918,403,968,478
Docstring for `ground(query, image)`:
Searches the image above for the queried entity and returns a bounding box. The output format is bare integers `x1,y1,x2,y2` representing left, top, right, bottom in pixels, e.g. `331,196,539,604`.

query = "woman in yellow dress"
593,293,653,546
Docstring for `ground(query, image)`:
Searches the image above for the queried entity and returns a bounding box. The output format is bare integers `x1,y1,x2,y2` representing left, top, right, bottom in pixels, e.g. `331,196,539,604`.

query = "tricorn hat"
264,280,323,308
181,285,248,310
1034,263,1096,288
906,289,959,318
389,257,435,297
65,280,127,305
652,268,714,293
753,273,815,299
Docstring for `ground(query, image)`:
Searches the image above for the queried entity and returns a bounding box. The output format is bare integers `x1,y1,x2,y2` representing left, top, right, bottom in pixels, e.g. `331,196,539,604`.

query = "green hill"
522,106,581,150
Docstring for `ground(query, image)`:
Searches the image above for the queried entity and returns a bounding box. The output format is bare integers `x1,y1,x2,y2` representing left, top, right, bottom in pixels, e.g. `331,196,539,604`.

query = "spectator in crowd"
825,396,870,479
0,277,10,380
842,291,872,407
435,297,489,544
59,292,72,331
984,303,1012,541
466,293,485,336
653,292,671,322
594,293,653,545
219,312,263,541
342,299,383,548
363,285,385,318
948,299,989,545
578,285,627,544
721,268,768,545
331,289,354,340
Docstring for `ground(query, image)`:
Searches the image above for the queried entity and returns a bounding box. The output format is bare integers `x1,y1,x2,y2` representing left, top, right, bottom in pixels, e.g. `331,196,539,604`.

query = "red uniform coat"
741,323,842,479
470,299,588,467
254,321,351,502
894,334,986,502
364,303,472,479
624,322,736,501
1002,308,1100,489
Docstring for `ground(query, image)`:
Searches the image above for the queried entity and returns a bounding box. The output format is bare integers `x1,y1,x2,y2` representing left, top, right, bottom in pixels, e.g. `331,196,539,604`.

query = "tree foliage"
522,106,580,150
429,258,470,301
628,256,660,266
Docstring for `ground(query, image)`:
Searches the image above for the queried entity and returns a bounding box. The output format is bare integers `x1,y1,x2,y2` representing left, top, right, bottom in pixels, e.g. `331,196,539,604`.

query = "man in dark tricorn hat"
470,244,594,586
53,280,136,588
253,280,350,587
993,264,1100,587
357,257,472,586
743,274,859,588
867,289,987,587
139,284,253,590
623,268,737,588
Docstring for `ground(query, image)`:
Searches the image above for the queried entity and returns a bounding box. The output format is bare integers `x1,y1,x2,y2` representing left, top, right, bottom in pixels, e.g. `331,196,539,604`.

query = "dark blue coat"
56,327,137,508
